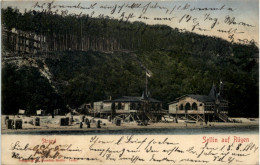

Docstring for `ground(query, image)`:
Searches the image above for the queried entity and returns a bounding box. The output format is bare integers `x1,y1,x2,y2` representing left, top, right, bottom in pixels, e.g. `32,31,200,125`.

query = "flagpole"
219,82,221,96
146,72,147,97
219,80,221,96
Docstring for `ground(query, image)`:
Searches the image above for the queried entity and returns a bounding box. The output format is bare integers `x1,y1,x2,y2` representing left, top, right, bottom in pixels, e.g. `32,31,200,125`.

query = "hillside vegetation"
2,7,259,117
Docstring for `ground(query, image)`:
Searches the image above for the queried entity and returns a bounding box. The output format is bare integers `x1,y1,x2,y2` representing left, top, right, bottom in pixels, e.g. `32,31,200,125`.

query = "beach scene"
1,114,259,135
1,1,259,165
1,1,259,135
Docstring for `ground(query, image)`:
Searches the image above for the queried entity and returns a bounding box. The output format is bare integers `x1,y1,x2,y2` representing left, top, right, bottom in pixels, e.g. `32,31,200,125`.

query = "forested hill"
1,7,259,117
2,7,258,54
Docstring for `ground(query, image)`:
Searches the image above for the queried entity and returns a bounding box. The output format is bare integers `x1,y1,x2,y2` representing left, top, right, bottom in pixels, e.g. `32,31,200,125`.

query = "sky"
1,0,259,45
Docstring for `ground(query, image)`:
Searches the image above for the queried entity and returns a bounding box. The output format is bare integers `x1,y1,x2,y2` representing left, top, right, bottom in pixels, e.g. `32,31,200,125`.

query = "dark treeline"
1,7,259,117
3,7,257,54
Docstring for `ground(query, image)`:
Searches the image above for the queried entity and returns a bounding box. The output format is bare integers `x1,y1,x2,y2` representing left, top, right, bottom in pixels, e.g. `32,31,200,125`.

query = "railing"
214,111,230,122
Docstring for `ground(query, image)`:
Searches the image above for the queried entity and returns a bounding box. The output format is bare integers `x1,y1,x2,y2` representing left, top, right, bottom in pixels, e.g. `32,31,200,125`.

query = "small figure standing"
87,121,90,128
11,120,15,129
97,120,101,128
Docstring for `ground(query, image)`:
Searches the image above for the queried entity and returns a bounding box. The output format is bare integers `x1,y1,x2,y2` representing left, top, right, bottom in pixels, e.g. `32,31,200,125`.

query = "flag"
141,91,145,99
220,80,224,91
146,72,151,77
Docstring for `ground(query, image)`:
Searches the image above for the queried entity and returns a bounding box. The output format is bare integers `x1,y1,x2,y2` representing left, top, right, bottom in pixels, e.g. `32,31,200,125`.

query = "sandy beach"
1,115,259,134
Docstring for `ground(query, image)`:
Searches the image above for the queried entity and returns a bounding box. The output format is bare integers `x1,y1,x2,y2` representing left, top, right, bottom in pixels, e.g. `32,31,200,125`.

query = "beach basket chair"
34,117,40,126
60,118,66,126
15,119,23,129
7,119,13,129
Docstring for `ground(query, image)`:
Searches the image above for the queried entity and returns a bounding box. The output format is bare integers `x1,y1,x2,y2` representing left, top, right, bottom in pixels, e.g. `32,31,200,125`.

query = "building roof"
168,100,178,104
169,84,228,105
78,103,91,109
104,96,161,103
175,94,228,103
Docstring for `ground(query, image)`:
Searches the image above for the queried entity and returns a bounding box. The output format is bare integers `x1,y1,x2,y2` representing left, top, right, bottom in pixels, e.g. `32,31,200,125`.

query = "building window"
130,103,134,110
152,104,156,111
121,103,125,110
211,106,215,111
179,104,184,110
118,102,122,110
137,103,141,110
185,103,191,110
200,104,202,106
192,103,198,110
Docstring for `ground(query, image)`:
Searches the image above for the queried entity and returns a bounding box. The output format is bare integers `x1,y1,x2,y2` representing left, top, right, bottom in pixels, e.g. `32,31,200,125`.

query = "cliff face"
3,56,58,92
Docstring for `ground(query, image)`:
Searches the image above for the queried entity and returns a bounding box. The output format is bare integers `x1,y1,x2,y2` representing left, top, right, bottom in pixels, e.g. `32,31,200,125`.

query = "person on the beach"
11,120,14,129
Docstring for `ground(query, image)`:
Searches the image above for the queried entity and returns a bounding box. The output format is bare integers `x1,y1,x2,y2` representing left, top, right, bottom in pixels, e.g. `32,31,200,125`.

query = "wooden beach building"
91,93,166,122
168,84,229,122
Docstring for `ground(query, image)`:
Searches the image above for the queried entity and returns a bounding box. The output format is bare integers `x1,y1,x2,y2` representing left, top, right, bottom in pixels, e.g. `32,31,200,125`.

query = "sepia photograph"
1,0,259,164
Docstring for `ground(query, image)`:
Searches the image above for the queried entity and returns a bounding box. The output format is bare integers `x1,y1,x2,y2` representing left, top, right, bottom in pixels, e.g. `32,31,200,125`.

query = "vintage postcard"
1,0,259,164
